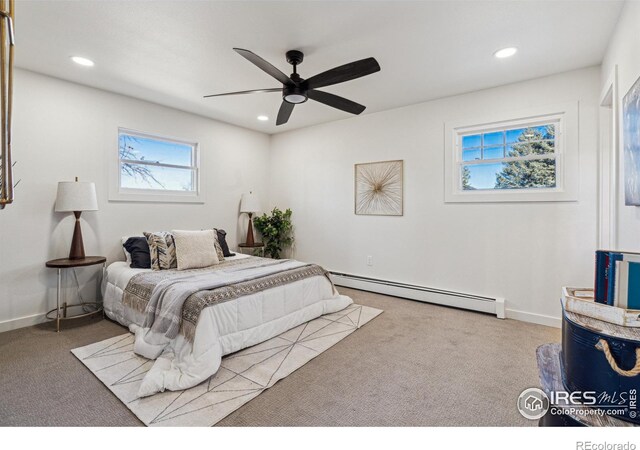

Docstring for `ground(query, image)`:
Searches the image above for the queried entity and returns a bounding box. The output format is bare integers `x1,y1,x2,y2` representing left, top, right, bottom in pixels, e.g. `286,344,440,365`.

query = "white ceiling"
16,0,623,134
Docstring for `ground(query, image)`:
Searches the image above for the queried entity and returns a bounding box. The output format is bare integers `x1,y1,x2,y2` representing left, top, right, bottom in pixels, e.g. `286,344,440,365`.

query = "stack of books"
594,250,640,309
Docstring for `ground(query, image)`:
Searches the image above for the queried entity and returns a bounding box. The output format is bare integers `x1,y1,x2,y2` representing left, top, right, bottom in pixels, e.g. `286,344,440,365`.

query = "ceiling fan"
204,48,381,126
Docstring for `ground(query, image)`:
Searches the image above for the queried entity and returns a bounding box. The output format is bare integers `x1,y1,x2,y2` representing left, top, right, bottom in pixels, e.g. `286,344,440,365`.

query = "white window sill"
445,187,578,203
108,191,204,204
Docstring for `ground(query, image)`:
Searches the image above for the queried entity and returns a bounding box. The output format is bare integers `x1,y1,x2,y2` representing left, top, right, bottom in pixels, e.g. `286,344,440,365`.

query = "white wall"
601,0,640,251
269,67,601,326
0,69,270,331
0,65,602,331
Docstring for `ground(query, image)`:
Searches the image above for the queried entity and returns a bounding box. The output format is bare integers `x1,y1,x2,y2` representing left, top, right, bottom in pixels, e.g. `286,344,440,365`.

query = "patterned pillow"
213,232,225,262
143,231,177,270
214,228,234,257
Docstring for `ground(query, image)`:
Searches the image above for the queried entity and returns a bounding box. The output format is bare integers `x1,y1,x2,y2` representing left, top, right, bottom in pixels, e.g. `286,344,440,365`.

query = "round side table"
45,256,106,332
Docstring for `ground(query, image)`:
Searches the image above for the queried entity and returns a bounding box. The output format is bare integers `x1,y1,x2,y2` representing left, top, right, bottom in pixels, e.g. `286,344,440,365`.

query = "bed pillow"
123,237,151,269
143,231,177,270
121,237,132,264
214,228,235,257
172,230,220,270
213,232,225,262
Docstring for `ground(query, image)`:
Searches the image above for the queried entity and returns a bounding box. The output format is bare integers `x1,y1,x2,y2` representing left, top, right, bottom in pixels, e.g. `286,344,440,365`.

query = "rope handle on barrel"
595,339,640,377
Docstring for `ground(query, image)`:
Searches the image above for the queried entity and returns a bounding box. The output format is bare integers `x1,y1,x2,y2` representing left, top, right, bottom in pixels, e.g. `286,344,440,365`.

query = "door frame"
598,65,619,249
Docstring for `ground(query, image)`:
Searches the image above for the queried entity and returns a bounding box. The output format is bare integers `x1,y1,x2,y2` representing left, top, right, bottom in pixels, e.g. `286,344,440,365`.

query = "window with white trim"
444,103,578,203
111,128,200,203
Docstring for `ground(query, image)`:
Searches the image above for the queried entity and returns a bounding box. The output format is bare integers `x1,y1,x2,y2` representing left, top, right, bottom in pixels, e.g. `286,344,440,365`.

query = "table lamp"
55,178,98,259
240,191,260,246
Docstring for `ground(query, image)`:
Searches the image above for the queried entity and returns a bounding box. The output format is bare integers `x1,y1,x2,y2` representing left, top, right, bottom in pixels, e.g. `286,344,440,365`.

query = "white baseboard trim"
0,288,559,334
0,312,47,334
331,271,561,327
331,271,504,319
505,308,561,328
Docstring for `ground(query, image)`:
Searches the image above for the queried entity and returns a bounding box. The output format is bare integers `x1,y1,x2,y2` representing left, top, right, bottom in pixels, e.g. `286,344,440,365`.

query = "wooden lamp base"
69,211,85,260
245,212,255,246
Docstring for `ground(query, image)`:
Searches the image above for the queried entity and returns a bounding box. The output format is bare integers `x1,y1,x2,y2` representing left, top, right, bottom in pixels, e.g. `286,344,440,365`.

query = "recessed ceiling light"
257,115,269,121
70,56,95,67
494,47,517,59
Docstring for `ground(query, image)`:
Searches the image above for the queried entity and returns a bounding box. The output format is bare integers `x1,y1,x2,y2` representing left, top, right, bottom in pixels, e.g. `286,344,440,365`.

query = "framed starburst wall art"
354,160,403,216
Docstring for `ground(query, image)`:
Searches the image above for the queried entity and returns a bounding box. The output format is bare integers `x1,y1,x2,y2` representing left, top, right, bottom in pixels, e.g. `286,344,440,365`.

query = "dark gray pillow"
124,237,151,269
215,229,235,257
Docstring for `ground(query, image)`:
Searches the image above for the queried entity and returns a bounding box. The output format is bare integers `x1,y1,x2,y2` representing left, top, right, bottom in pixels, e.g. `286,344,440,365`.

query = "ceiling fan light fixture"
283,93,307,104
283,84,308,104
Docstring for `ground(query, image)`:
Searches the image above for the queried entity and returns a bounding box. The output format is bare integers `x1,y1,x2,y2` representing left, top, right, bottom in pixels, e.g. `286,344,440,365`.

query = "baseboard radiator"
330,272,505,319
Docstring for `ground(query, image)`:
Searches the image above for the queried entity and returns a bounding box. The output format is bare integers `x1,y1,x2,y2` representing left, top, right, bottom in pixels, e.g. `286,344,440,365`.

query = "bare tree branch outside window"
119,134,166,189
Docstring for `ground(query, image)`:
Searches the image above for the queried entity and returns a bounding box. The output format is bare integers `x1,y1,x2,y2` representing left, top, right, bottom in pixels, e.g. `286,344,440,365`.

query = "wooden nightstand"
238,242,265,257
45,256,106,332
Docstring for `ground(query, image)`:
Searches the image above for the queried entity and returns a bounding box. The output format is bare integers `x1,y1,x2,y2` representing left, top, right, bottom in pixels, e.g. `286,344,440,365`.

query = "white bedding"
103,254,352,397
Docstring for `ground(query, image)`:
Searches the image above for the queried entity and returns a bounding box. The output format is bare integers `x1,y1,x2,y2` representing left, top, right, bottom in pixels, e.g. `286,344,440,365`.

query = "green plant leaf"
252,207,295,259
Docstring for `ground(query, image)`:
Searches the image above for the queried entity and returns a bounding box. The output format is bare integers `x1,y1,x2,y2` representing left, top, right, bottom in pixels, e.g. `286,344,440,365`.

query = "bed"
103,253,352,397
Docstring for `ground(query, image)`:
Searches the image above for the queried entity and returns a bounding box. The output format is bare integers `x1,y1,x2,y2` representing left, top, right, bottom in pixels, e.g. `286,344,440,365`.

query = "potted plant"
253,207,294,259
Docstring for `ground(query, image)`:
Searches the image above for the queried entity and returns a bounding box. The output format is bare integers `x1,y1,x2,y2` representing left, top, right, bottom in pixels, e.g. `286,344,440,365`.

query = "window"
444,103,578,203
110,129,201,203
460,123,557,191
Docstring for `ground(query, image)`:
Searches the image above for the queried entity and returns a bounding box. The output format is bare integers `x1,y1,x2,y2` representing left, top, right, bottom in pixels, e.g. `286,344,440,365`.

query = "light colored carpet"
71,304,382,426
0,287,560,426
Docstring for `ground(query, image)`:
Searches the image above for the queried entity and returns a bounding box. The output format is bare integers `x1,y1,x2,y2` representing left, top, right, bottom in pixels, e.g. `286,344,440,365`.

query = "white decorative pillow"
172,230,220,270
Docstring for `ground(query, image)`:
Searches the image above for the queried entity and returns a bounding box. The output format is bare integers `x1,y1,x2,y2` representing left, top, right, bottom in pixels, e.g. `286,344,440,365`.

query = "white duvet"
103,255,352,397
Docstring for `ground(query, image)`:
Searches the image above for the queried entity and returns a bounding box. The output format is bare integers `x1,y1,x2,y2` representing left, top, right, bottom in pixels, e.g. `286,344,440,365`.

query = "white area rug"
71,303,382,426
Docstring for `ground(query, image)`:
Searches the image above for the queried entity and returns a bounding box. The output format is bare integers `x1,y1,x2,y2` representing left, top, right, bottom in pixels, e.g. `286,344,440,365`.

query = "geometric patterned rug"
71,304,382,426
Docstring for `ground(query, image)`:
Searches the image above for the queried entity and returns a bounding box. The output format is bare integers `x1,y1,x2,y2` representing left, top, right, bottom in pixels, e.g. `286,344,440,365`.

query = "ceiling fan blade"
276,101,294,126
203,88,281,98
233,48,292,85
307,89,366,115
305,57,380,89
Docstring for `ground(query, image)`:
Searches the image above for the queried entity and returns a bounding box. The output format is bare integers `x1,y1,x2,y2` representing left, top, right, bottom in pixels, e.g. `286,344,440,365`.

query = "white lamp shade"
55,181,98,212
240,192,261,213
